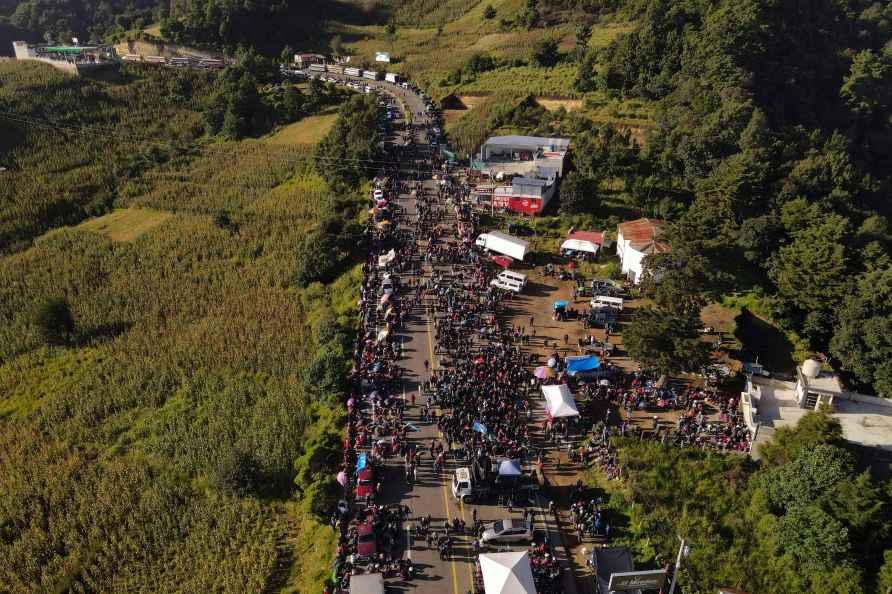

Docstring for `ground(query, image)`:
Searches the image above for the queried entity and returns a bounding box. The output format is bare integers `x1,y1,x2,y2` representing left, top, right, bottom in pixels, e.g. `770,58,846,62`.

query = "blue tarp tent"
553,300,569,310
356,452,368,473
566,355,600,375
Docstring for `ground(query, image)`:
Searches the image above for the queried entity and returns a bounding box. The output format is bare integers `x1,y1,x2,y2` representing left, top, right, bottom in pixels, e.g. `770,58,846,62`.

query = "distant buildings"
616,218,670,284
375,52,391,63
12,41,117,75
474,135,570,215
293,53,325,68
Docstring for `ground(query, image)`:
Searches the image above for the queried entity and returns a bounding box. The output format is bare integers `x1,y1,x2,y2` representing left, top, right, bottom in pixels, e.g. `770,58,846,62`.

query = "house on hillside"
616,218,670,284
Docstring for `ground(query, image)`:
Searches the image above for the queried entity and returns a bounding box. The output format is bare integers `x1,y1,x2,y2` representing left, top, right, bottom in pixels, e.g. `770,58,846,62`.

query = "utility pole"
667,537,689,594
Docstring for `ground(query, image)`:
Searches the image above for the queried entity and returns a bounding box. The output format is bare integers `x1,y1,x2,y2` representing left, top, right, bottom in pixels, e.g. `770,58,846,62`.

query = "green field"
266,110,339,145
66,207,175,242
0,61,352,594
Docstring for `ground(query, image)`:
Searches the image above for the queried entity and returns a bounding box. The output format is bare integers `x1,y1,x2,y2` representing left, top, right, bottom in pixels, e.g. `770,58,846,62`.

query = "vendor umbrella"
553,300,569,310
336,471,347,486
379,293,390,305
472,421,488,434
547,357,557,368
534,366,555,379
491,255,513,268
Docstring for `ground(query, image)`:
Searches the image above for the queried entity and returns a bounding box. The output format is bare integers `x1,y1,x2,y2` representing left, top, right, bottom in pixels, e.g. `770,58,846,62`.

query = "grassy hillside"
0,61,358,593
0,61,213,254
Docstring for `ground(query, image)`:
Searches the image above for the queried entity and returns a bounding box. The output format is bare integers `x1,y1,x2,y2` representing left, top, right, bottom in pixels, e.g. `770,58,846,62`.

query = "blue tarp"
566,355,600,375
553,300,569,310
472,421,488,434
356,452,368,473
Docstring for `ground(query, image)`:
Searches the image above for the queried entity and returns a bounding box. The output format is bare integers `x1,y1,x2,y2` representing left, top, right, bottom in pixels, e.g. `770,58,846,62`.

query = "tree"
33,297,74,346
385,20,396,36
531,39,559,67
574,23,592,58
623,308,711,373
558,172,598,215
279,44,294,66
483,4,496,19
521,0,540,29
329,34,344,57
841,50,892,121
770,209,850,315
830,265,892,397
294,229,339,287
575,49,598,92
211,447,262,496
213,209,232,230
757,408,843,466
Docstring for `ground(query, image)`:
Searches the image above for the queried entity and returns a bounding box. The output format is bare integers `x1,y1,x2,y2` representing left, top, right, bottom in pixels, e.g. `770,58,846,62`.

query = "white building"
744,360,892,457
616,218,669,284
375,52,391,63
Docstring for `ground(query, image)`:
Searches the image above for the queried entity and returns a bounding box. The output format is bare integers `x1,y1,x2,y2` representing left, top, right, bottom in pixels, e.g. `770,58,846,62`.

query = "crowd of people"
326,84,755,594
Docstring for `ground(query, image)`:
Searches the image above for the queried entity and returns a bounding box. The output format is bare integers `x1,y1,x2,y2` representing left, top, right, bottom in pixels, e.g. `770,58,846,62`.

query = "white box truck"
475,231,529,261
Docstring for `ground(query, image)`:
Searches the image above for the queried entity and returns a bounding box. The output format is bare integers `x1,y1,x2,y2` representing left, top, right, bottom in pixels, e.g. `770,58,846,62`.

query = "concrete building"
13,41,117,75
473,135,569,215
293,53,325,68
478,135,570,176
616,218,669,284
743,360,892,457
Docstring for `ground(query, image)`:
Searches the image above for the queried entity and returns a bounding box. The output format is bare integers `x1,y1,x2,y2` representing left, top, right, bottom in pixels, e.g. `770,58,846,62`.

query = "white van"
497,270,527,288
490,278,523,293
591,295,624,310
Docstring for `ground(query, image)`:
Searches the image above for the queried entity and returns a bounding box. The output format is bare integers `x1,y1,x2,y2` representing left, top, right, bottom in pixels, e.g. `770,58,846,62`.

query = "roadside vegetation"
590,410,892,594
0,58,371,593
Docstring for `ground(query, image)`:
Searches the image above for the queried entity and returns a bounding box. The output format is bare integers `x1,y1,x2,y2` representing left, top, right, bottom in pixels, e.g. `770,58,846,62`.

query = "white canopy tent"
377,249,396,267
349,572,384,594
541,384,580,418
479,551,537,594
560,238,599,254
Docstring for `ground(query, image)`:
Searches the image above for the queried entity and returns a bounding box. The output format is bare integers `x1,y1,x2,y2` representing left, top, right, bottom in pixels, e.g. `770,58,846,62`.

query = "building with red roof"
616,218,670,283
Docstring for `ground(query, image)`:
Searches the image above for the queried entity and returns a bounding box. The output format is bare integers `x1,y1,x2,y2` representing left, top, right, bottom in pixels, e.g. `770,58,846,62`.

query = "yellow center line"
441,480,461,594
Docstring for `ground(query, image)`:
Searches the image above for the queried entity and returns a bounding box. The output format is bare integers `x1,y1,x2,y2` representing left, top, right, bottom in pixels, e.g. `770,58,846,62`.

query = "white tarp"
542,384,580,417
498,459,522,476
377,249,396,267
479,551,537,594
349,572,384,594
560,238,599,254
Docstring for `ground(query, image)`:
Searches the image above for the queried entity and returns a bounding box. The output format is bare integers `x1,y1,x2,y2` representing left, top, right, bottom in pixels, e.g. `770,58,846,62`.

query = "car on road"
356,468,377,503
480,519,533,546
381,274,395,295
356,522,378,558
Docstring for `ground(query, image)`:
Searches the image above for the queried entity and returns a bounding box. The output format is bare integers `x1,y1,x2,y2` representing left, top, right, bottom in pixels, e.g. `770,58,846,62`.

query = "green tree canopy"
624,307,711,374
32,296,74,346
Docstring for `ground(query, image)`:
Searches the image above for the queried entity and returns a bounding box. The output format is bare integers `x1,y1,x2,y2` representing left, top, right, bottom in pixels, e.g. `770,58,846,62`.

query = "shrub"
33,297,74,346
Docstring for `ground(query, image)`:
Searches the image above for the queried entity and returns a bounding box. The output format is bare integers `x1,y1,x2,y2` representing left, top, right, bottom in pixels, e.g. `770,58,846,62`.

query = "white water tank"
802,359,821,378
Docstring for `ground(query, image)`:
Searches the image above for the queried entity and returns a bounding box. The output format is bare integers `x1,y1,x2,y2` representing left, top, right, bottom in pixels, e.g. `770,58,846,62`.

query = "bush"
33,297,74,346
212,448,264,496
483,4,496,19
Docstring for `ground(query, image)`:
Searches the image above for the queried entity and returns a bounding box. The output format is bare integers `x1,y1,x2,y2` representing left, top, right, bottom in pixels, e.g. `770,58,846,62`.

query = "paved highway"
344,76,581,594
